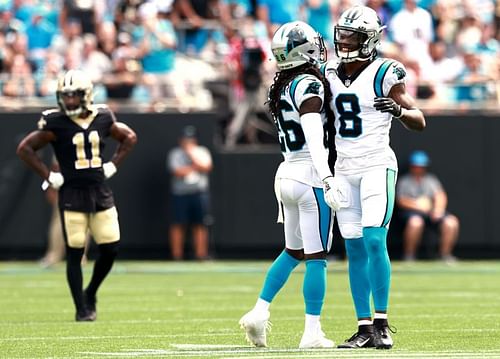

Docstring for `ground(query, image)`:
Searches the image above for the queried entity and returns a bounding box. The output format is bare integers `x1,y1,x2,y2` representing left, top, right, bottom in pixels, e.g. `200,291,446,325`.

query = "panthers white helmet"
334,6,385,63
271,21,326,70
56,69,93,117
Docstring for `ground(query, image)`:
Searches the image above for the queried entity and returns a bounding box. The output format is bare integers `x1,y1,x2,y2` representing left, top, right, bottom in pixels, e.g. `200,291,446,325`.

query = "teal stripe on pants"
313,187,332,252
382,168,397,227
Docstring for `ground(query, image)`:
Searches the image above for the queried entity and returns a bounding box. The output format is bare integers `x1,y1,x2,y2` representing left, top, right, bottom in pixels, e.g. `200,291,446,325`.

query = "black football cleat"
337,330,375,349
75,309,96,322
83,289,97,321
373,319,395,349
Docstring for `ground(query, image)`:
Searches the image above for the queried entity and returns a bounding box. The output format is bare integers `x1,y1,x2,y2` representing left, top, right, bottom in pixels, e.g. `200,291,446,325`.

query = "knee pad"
339,223,363,239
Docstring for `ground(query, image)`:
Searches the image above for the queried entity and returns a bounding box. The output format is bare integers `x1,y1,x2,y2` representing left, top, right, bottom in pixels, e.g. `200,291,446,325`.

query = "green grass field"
1,260,500,358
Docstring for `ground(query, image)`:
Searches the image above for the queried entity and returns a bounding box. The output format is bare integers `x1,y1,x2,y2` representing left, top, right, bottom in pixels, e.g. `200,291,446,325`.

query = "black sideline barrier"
0,112,499,259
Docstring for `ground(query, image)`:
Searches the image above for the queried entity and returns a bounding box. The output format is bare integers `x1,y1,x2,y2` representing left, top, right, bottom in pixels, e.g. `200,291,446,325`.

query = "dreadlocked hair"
268,63,334,121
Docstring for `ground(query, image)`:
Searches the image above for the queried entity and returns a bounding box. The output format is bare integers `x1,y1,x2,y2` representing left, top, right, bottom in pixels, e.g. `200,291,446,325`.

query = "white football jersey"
273,73,329,187
324,58,406,173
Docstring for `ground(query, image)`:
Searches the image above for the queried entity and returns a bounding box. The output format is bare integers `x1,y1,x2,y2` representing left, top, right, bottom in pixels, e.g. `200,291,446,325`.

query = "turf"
1,260,500,358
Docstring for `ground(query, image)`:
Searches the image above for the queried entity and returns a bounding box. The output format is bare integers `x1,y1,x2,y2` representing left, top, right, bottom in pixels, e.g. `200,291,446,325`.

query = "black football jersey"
38,105,116,186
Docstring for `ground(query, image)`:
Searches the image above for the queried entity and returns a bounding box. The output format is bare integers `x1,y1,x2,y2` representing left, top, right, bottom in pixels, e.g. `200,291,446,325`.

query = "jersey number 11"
72,131,102,169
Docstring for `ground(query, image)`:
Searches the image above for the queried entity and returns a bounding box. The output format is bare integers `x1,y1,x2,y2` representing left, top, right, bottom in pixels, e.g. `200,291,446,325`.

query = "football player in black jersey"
17,69,137,321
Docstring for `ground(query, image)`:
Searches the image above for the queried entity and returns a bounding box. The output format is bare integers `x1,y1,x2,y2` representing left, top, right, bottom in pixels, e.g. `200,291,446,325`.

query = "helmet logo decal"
286,27,307,55
344,8,361,24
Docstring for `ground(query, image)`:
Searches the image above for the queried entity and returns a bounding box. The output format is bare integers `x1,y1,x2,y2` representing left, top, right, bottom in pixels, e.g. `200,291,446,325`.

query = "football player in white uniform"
239,21,343,349
323,6,426,349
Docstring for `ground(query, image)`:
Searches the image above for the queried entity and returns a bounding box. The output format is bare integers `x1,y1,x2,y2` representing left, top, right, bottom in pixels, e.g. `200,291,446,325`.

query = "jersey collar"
336,60,373,87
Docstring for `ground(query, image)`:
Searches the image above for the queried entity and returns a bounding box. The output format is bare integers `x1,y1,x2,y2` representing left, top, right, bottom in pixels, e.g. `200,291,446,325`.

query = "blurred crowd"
0,0,498,112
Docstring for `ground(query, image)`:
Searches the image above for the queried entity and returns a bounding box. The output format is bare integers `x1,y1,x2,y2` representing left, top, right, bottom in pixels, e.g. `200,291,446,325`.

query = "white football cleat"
238,309,271,347
299,327,335,349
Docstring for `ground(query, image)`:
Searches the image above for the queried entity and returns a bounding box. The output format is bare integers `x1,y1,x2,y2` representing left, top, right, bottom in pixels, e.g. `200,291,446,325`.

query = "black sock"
85,242,119,298
66,246,85,312
358,324,374,334
374,318,388,328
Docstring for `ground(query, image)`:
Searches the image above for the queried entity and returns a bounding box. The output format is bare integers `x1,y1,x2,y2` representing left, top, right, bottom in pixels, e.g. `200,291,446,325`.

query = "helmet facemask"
315,34,327,64
334,26,377,62
57,90,88,117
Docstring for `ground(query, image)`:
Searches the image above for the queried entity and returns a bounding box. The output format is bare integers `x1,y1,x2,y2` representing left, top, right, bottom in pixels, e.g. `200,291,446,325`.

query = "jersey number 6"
275,100,306,152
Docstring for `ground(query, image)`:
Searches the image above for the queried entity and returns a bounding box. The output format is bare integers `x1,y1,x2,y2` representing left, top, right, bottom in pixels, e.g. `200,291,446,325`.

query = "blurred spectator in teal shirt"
256,0,304,38
133,2,176,104
26,11,56,70
306,0,334,42
133,2,176,74
455,51,494,102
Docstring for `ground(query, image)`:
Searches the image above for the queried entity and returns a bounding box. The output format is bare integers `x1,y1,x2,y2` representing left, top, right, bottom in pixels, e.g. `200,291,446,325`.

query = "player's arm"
374,83,425,131
16,130,55,180
104,122,137,178
300,97,342,211
389,83,426,131
373,61,425,131
109,122,137,166
300,97,332,181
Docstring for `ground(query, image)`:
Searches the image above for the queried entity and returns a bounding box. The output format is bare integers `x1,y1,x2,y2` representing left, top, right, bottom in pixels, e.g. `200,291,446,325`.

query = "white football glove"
41,171,64,191
103,162,117,179
323,176,347,211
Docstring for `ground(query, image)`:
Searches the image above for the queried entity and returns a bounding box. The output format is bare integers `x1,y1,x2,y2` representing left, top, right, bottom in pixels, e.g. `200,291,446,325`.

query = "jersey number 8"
336,94,362,138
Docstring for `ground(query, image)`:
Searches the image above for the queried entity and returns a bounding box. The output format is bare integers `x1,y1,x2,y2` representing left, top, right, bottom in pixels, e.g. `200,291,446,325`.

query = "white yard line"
77,347,500,358
3,327,500,342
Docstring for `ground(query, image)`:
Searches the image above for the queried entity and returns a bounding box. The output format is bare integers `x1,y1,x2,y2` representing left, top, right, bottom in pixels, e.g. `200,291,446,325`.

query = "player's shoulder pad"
290,74,324,110
92,104,117,122
388,60,407,81
92,103,111,114
374,58,406,97
300,74,323,94
38,108,63,130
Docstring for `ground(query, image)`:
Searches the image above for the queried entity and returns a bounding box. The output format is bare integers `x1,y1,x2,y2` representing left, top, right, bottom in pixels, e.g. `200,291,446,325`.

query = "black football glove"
374,97,402,118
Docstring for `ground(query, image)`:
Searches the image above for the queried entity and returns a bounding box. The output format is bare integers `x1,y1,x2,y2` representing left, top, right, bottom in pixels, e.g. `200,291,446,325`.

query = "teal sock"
259,250,300,302
303,259,327,315
345,238,372,319
363,227,391,312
